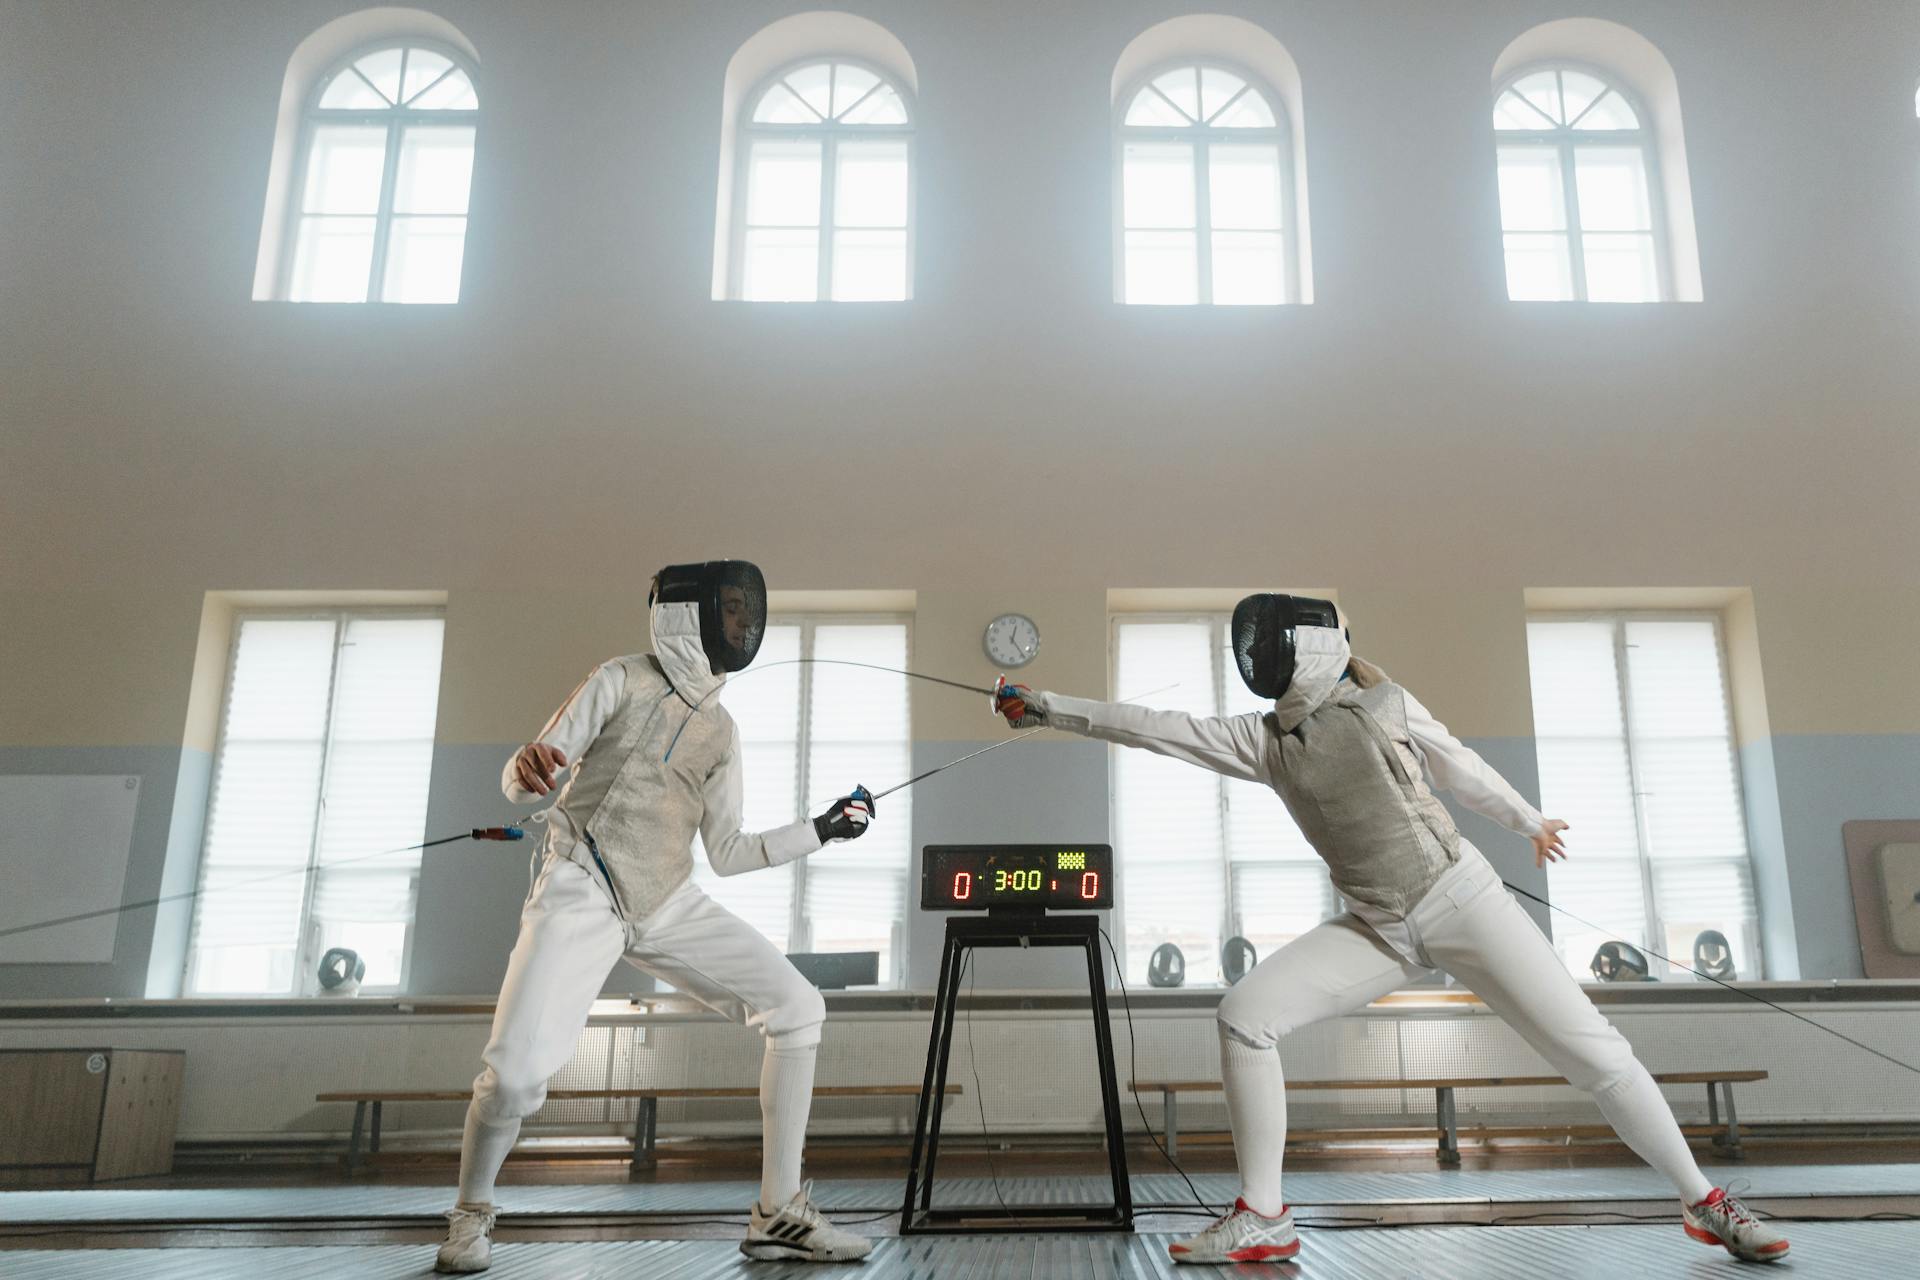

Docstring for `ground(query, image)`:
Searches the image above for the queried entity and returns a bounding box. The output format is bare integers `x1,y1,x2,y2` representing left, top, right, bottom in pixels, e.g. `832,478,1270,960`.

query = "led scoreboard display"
920,845,1114,911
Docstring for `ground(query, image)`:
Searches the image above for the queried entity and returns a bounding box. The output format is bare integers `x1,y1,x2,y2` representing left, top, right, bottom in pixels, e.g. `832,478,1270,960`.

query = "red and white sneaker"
1167,1197,1300,1264
1683,1186,1790,1263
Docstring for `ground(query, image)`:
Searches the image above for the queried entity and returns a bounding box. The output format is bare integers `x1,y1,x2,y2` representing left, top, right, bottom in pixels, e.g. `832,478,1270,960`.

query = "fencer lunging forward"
996,596,1788,1266
436,560,875,1272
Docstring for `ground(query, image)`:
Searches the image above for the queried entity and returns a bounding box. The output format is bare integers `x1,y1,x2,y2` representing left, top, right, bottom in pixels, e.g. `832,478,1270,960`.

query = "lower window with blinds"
691,615,913,986
1525,613,1761,981
1111,615,1334,986
185,610,445,996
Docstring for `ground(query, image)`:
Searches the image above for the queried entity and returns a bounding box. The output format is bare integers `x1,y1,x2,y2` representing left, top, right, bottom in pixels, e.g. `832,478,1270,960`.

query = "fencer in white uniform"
437,561,875,1271
996,596,1788,1266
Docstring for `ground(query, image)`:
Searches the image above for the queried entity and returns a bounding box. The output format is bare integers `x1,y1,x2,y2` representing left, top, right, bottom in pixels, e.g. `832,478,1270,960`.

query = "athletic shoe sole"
1684,1220,1790,1262
1168,1239,1302,1263
740,1239,873,1262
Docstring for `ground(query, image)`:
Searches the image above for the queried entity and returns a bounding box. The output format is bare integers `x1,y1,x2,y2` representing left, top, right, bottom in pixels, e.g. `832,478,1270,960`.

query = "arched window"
283,42,477,303
731,59,913,301
1494,66,1664,301
1118,63,1291,305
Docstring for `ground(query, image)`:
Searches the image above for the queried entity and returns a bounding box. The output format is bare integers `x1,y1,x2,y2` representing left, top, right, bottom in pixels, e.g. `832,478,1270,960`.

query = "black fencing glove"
813,789,875,844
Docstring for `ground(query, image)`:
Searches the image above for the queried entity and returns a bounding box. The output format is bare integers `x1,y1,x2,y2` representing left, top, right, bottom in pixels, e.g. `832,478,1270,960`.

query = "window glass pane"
1151,67,1201,121
1496,145,1566,231
353,47,406,105
696,626,801,949
303,124,388,215
1125,87,1190,128
831,229,906,301
1211,231,1284,304
319,69,388,110
410,68,477,112
400,49,452,103
1573,146,1652,231
1581,232,1659,302
834,139,908,227
742,228,819,300
1559,70,1609,125
805,624,911,980
1123,140,1196,228
785,63,835,120
839,83,907,125
310,617,443,988
1510,70,1563,125
1208,144,1282,230
753,82,819,124
382,215,467,303
290,215,376,302
1212,89,1277,129
830,63,880,118
1125,230,1198,304
1504,233,1574,301
1493,89,1555,131
1572,90,1640,130
393,125,475,215
746,138,823,226
1199,67,1247,122
1114,622,1222,983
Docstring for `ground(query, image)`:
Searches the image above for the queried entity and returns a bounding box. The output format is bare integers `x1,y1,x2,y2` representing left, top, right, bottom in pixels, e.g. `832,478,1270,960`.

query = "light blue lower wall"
0,745,200,999
10,732,1917,998
1767,734,1920,981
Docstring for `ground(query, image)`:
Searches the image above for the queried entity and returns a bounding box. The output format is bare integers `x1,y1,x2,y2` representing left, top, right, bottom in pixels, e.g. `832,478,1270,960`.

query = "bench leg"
1436,1087,1461,1166
370,1101,383,1156
1163,1092,1179,1162
1707,1083,1719,1132
345,1101,366,1176
1711,1083,1745,1160
630,1098,658,1175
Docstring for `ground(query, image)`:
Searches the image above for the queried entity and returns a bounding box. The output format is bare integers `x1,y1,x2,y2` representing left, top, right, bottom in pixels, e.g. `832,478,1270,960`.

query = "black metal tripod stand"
899,911,1134,1234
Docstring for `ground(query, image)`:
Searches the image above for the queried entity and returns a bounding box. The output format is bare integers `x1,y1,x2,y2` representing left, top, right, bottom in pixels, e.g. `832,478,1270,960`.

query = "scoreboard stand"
899,845,1133,1236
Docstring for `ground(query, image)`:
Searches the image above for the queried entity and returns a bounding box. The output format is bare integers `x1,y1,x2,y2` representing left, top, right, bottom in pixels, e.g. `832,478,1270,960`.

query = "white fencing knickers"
457,853,825,1211
1213,847,1714,1214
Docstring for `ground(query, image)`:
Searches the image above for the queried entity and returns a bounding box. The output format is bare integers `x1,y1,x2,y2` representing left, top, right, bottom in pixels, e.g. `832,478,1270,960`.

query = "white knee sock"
1218,1027,1288,1216
1592,1062,1714,1203
758,1040,818,1212
456,1105,522,1207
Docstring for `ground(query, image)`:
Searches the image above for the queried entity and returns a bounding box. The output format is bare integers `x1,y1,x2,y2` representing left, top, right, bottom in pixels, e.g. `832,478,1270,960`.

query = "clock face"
983,613,1041,668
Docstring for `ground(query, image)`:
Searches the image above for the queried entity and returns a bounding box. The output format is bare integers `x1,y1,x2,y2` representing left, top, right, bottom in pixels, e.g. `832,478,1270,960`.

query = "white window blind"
693,617,912,984
187,612,444,995
1526,614,1759,979
1112,615,1331,985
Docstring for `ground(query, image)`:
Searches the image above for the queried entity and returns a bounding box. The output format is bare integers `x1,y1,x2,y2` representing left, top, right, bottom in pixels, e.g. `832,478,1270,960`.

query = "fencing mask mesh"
651,560,768,673
1231,593,1341,699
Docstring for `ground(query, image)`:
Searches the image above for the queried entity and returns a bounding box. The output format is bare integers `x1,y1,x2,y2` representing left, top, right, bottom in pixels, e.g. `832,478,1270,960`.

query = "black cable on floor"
1098,926,1222,1215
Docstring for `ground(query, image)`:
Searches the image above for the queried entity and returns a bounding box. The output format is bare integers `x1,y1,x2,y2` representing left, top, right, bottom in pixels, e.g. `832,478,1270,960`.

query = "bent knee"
1217,993,1284,1052
760,979,826,1050
472,1064,547,1122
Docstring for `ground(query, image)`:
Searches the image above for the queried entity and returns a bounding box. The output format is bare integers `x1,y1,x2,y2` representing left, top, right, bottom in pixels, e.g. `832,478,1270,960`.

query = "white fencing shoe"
1167,1197,1300,1264
434,1202,497,1273
1683,1186,1790,1263
741,1181,874,1262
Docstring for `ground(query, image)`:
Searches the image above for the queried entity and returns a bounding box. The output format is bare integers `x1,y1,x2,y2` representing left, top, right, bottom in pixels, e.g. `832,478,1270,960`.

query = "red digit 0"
954,871,972,902
1081,871,1099,900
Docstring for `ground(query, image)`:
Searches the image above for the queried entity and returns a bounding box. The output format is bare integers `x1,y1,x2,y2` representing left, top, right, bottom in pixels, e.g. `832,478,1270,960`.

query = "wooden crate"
0,1049,184,1183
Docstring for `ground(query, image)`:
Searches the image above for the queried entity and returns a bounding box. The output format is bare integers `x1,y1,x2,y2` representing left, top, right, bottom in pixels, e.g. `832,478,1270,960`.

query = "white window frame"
278,39,480,303
751,611,914,985
1108,611,1332,984
729,57,917,302
1113,59,1296,306
1494,61,1672,302
184,605,444,997
1528,608,1758,973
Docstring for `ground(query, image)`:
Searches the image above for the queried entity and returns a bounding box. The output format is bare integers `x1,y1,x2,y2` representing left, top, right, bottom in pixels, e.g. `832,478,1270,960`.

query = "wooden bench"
316,1084,962,1175
1131,1070,1767,1165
